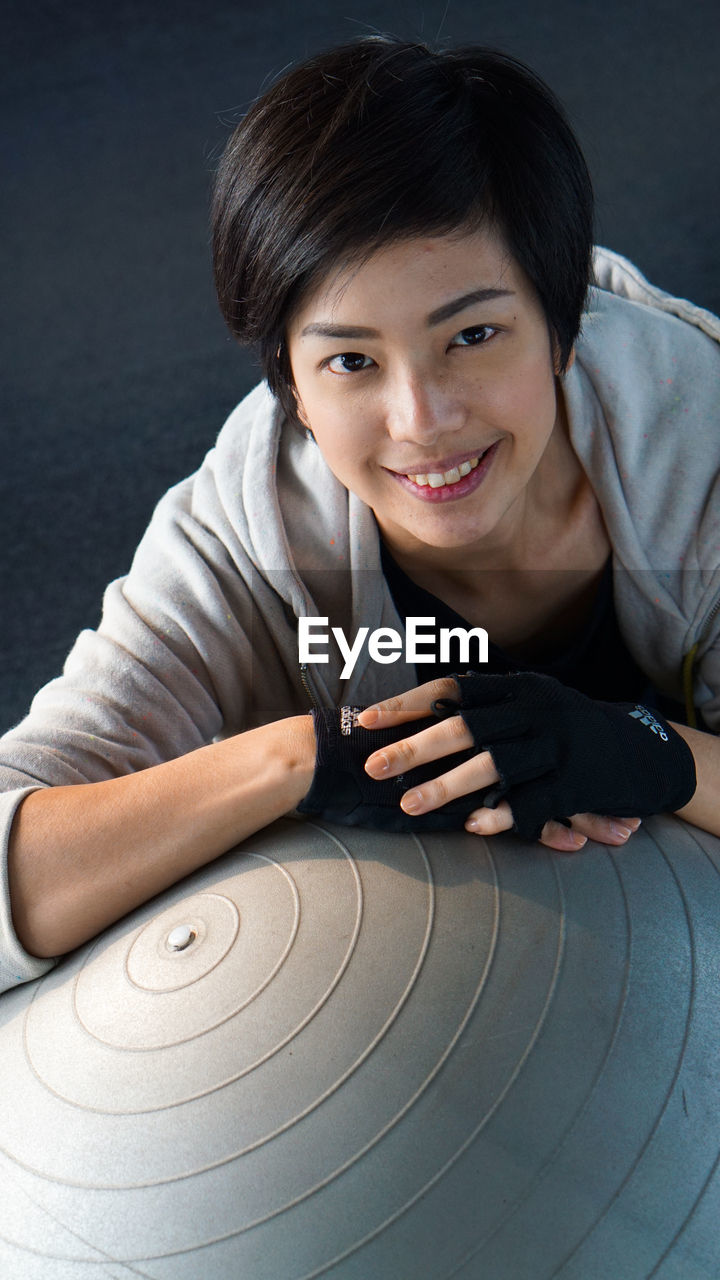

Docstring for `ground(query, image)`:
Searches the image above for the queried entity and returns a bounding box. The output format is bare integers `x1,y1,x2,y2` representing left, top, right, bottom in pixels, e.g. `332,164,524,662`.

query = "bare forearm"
670,721,720,837
8,715,315,959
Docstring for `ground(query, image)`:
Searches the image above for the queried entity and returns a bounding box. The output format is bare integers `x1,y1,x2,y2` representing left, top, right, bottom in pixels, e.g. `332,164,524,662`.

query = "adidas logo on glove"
628,705,669,742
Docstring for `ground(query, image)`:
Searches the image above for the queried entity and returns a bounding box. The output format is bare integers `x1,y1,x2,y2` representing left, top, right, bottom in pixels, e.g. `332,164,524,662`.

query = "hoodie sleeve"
0,397,309,992
0,468,236,990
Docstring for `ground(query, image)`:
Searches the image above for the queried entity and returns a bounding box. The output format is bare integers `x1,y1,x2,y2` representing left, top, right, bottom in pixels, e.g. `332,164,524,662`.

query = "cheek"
302,394,381,469
461,338,556,420
493,357,557,442
308,413,372,487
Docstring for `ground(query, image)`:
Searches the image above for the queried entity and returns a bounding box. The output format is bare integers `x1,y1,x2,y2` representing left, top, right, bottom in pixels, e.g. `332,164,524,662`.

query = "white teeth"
406,456,481,487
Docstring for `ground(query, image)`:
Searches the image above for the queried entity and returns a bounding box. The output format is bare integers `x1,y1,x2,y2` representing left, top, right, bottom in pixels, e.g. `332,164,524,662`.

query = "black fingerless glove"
436,672,697,840
297,705,491,832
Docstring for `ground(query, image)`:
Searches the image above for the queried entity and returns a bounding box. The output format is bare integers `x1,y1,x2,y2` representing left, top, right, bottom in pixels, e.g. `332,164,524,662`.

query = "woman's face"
287,228,570,562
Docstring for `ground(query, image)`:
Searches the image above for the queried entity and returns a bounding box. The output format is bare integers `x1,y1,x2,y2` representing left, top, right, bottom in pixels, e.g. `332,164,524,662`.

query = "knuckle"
428,776,450,807
394,737,418,766
431,677,458,700
382,696,403,718
446,714,469,743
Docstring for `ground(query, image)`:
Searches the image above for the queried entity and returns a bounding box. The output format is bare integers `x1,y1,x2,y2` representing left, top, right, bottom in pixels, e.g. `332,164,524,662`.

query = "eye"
449,324,497,348
325,352,375,374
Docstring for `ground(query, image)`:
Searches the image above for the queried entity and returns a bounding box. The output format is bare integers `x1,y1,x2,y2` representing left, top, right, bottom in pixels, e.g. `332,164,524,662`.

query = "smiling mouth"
388,442,499,503
404,456,481,488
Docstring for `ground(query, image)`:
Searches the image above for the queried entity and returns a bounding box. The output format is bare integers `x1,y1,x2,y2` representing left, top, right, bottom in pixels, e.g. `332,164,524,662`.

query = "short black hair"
212,36,594,422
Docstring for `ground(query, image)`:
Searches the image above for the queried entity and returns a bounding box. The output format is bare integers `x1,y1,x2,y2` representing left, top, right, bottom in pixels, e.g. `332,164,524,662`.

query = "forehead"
290,228,534,331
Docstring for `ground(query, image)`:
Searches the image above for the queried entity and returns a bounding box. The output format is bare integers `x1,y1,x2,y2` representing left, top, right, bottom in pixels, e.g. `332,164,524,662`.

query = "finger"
399,751,499,815
464,799,514,836
465,809,590,849
538,819,589,852
564,813,643,846
364,713,473,778
356,677,459,728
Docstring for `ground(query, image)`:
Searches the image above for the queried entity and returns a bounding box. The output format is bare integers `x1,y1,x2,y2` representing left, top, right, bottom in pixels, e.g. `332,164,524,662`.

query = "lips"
387,442,499,503
405,456,480,488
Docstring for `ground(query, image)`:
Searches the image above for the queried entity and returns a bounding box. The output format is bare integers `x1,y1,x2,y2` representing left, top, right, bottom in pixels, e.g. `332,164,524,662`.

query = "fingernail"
401,790,423,814
625,818,642,831
570,833,587,849
610,822,632,841
358,707,378,726
466,818,482,832
366,752,390,776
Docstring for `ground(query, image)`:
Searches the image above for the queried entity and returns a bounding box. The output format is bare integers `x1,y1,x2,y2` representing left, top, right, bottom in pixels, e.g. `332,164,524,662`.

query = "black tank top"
380,543,674,709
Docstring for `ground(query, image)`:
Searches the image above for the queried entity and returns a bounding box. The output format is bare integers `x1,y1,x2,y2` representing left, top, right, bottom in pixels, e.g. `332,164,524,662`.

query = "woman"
2,36,718,988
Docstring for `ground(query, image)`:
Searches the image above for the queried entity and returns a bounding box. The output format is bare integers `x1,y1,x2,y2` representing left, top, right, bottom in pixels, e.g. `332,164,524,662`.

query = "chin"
391,517,501,555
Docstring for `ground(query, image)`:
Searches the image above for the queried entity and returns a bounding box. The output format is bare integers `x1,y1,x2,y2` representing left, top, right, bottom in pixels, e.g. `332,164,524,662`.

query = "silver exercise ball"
0,814,719,1279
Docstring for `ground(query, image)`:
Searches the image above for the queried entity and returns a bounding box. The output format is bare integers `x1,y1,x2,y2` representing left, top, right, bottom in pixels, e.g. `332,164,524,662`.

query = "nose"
384,365,465,445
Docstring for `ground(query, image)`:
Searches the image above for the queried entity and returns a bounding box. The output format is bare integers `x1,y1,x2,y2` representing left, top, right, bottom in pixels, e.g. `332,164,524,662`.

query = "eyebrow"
300,287,516,340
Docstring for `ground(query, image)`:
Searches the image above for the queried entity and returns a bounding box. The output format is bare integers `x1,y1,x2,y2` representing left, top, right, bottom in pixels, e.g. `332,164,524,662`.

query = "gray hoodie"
1,247,719,989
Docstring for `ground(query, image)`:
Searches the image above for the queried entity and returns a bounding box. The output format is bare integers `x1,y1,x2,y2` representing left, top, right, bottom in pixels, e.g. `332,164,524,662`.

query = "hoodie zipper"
299,662,321,710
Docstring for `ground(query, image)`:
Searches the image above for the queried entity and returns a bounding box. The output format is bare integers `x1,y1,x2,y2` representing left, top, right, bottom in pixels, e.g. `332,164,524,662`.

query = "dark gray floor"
2,0,719,730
